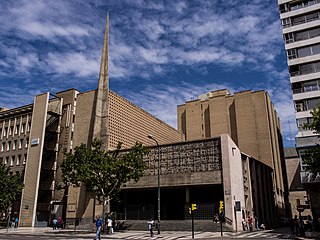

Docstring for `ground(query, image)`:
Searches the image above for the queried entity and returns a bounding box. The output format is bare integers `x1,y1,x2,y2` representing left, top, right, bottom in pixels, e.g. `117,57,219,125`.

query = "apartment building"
177,89,290,221
278,0,320,217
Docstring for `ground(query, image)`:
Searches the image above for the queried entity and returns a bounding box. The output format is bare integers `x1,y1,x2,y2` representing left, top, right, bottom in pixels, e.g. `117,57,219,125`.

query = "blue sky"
0,0,296,147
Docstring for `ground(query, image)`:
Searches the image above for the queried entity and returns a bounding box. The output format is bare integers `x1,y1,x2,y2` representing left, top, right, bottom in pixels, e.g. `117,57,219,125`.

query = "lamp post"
148,134,160,234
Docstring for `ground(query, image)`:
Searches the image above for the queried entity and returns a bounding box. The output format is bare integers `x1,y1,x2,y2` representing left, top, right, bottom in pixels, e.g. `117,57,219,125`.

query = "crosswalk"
233,231,293,239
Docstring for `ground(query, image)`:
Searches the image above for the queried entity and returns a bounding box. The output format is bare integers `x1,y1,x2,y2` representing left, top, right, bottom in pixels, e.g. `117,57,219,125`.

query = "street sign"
297,206,304,212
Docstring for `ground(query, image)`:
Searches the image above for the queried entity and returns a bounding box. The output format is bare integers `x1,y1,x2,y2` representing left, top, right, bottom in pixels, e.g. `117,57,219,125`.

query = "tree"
0,161,24,214
303,106,320,175
60,139,148,215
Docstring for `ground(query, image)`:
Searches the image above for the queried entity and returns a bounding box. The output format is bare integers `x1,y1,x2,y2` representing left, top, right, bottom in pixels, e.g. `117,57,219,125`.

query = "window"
9,126,13,136
306,98,320,109
303,80,320,92
4,157,9,165
298,47,312,58
13,140,17,150
295,102,305,112
312,44,320,55
25,138,29,148
21,123,25,133
295,30,309,42
17,155,21,166
7,141,11,151
10,156,15,167
4,127,8,137
19,139,23,149
23,154,27,165
15,125,19,134
284,33,294,43
27,122,31,132
1,142,4,152
309,27,320,38
287,49,297,59
282,18,291,27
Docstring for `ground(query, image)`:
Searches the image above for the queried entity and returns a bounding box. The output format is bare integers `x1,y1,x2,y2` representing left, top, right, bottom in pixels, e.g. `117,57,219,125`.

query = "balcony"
301,171,320,183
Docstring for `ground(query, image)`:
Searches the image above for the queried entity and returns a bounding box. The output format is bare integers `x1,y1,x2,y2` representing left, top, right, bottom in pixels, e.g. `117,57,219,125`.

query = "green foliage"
303,106,320,174
305,107,320,135
303,146,320,175
61,139,148,201
0,161,24,213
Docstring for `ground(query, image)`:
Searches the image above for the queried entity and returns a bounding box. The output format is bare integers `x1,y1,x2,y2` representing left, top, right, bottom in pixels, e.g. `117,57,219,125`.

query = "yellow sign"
192,204,197,211
219,201,224,213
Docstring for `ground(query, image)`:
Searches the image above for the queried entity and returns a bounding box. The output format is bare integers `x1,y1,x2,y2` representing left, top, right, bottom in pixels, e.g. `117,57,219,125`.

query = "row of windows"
297,117,313,130
290,60,320,76
282,10,320,28
292,79,320,93
284,27,320,44
0,122,31,138
295,97,320,112
3,154,27,167
1,138,29,152
287,43,320,59
279,0,320,14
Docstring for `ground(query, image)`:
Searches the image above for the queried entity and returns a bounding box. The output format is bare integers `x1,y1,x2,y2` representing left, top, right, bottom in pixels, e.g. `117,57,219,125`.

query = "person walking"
254,215,259,230
147,218,154,237
95,215,103,240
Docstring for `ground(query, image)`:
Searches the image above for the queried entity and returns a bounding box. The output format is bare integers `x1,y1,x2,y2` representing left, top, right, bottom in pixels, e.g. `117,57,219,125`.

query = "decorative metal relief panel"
144,138,221,176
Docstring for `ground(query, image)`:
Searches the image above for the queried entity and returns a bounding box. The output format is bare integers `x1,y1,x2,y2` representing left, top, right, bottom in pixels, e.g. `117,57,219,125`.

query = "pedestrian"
289,217,295,234
14,217,18,228
52,217,58,230
248,215,253,231
95,215,103,240
57,217,63,229
254,215,259,229
298,216,305,237
307,215,313,232
293,215,299,235
147,218,154,237
107,217,113,234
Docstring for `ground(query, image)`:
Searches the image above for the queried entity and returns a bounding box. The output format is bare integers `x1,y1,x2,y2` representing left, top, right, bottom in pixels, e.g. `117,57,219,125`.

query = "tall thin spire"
93,15,109,150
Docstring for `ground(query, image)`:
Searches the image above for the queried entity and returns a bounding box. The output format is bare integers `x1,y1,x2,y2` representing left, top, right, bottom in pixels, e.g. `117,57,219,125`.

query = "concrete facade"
120,135,275,231
285,147,312,219
177,89,289,221
278,0,320,218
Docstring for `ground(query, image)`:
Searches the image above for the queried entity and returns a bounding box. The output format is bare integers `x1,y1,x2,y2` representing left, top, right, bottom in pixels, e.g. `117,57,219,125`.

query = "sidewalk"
0,227,235,239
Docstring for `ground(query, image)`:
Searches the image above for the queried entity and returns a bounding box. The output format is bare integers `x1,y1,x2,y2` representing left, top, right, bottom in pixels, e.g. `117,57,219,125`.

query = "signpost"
219,201,224,236
297,206,304,212
189,203,197,239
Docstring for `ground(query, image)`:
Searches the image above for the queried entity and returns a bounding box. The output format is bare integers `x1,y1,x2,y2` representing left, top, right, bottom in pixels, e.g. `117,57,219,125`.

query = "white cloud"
47,52,100,77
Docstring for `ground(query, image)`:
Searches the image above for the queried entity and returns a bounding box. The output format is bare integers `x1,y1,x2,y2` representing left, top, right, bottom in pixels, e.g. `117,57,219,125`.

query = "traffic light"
219,201,224,214
191,204,197,211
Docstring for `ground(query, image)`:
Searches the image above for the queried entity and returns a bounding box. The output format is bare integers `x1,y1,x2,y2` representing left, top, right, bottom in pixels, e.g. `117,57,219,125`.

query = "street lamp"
147,134,160,234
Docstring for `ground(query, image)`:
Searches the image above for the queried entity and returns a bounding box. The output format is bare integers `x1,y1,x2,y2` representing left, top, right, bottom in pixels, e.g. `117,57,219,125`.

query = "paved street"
0,227,302,239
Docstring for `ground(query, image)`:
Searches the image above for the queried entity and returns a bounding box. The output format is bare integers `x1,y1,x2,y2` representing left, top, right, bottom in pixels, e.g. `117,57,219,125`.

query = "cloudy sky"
0,0,296,146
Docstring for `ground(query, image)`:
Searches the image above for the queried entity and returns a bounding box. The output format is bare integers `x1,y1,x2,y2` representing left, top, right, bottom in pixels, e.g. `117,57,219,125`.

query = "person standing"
248,216,253,231
147,218,154,237
293,215,299,235
107,217,113,234
289,217,295,234
14,217,18,228
95,215,103,240
52,218,58,230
